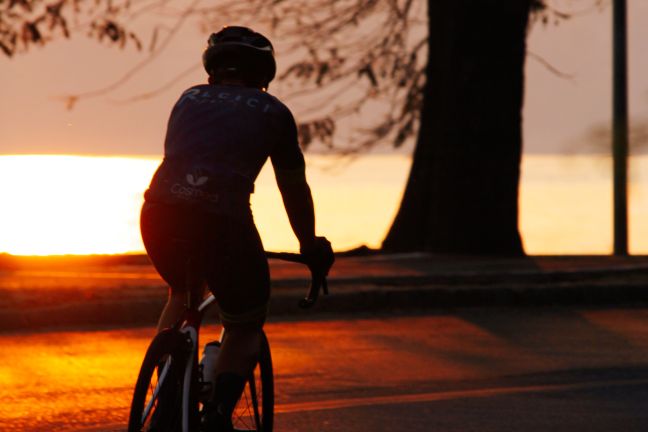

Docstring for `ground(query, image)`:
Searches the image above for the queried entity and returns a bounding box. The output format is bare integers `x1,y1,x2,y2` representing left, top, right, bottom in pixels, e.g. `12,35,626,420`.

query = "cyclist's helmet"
202,26,276,90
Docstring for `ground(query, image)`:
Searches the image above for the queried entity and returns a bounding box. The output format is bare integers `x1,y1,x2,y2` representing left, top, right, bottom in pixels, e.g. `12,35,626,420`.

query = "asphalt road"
2,307,648,431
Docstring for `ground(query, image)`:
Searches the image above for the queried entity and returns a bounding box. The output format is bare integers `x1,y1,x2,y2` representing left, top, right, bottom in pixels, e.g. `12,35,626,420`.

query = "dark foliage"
0,0,141,57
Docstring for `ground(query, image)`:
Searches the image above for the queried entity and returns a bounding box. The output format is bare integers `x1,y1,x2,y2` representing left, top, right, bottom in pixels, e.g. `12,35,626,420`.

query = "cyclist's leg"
215,325,263,377
202,328,265,432
156,283,205,332
157,289,186,332
141,202,206,332
202,214,270,428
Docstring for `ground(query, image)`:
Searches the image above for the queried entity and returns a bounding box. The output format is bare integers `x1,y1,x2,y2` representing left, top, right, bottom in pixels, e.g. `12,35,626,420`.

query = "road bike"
127,251,328,432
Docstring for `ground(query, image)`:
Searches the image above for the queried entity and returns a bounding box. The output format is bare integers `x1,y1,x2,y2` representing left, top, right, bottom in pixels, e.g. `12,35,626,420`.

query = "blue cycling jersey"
145,84,304,213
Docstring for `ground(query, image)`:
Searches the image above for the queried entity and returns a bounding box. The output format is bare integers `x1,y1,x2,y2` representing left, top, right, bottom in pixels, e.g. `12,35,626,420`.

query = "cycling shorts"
140,201,270,328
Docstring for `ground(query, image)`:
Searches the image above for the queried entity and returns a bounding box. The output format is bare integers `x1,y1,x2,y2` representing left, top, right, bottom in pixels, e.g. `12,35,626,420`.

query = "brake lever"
298,273,327,309
264,251,329,309
322,277,329,296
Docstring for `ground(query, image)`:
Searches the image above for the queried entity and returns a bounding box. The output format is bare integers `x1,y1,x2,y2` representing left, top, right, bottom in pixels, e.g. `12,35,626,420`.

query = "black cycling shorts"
140,202,270,328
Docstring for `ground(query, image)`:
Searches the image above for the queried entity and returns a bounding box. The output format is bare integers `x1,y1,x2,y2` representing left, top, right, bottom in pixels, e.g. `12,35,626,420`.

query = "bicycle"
127,251,328,432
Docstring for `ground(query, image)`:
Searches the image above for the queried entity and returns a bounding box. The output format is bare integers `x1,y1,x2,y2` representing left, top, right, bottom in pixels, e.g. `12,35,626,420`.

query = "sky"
1,1,647,156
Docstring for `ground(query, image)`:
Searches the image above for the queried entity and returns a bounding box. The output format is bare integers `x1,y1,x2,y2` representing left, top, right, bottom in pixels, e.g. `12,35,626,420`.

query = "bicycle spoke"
142,357,172,424
128,330,186,432
231,364,264,431
233,389,254,428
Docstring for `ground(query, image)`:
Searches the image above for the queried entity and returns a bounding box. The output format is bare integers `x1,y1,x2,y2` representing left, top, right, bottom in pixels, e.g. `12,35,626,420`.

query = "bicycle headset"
202,26,277,90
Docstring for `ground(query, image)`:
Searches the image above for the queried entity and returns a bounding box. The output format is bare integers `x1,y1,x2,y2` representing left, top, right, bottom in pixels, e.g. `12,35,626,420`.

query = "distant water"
0,154,646,255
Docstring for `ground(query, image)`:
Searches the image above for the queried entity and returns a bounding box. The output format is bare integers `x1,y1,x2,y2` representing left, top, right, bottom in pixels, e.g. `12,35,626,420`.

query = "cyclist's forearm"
274,167,316,248
281,182,316,248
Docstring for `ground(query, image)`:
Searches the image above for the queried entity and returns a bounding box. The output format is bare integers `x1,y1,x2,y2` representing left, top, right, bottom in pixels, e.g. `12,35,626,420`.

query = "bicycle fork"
178,309,203,432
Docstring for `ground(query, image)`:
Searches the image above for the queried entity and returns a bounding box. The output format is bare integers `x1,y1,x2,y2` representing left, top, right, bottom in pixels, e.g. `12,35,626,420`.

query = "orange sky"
1,2,647,156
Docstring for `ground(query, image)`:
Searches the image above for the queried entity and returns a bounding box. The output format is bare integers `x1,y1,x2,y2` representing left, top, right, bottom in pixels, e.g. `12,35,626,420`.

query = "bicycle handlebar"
265,251,329,309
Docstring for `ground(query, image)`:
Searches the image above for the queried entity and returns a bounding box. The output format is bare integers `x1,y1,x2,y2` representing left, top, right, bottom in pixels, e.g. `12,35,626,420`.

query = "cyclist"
140,26,334,431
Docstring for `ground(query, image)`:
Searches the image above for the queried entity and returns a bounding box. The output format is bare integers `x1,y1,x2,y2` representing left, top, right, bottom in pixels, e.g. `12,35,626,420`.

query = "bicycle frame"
130,251,329,432
174,294,218,432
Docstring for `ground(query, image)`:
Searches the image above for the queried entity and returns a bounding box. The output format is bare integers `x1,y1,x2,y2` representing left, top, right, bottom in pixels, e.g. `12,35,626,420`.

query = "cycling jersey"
144,84,305,214
142,84,307,328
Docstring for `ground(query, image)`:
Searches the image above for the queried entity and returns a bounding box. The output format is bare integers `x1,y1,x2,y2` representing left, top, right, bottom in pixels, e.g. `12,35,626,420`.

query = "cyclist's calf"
214,327,263,380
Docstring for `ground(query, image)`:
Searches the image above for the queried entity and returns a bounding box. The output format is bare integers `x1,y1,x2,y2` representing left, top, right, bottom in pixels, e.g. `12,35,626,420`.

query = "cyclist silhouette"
140,26,334,431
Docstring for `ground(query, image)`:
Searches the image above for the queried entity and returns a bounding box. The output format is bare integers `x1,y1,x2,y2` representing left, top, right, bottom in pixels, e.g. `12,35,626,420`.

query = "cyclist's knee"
219,303,267,331
221,321,265,334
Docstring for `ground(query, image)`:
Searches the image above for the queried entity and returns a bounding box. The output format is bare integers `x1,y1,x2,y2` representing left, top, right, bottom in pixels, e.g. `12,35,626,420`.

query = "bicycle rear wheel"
231,332,274,432
128,329,189,432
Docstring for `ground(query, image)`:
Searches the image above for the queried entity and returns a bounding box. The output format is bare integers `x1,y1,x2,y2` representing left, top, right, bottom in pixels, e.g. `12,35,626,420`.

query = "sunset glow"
0,155,159,255
0,154,409,255
1,154,648,256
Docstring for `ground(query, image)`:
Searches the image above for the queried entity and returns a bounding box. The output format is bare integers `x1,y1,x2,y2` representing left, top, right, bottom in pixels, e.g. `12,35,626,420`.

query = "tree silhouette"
384,0,531,255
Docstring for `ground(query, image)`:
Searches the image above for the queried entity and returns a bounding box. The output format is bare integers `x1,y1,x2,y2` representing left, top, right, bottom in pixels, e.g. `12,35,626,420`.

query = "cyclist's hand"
300,236,334,277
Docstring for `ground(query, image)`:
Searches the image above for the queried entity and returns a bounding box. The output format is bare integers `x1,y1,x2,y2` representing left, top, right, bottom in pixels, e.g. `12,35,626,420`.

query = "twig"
62,0,201,109
527,51,575,80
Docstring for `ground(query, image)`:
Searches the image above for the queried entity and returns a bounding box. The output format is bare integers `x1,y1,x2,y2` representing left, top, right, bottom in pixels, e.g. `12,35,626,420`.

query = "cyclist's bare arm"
274,165,316,250
269,105,317,250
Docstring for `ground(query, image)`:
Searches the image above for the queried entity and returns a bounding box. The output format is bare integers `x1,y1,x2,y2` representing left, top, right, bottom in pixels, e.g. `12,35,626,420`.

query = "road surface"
2,307,648,431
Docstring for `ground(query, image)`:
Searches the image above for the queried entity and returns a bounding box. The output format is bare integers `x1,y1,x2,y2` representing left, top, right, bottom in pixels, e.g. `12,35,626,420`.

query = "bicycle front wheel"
128,329,189,432
232,331,274,432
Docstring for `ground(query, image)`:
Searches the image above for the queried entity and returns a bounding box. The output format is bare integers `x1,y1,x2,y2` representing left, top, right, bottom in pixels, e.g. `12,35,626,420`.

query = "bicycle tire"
128,329,189,432
231,332,274,432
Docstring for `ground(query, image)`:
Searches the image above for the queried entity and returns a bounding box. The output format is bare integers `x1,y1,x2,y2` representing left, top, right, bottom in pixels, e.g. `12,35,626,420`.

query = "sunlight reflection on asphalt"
2,310,648,431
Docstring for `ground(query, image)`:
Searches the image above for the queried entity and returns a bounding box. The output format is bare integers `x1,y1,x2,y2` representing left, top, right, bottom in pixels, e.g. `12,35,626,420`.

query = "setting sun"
0,154,410,256
1,154,648,256
0,155,159,255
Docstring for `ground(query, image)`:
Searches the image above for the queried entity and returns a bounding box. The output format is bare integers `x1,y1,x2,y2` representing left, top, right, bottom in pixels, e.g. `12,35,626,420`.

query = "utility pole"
612,0,629,256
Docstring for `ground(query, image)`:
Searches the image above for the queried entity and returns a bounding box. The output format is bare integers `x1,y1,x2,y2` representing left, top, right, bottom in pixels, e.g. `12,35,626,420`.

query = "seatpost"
186,289,193,310
184,257,203,310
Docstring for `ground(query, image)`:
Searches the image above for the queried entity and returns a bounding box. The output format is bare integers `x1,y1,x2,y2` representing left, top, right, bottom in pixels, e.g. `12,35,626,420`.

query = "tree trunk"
383,0,530,255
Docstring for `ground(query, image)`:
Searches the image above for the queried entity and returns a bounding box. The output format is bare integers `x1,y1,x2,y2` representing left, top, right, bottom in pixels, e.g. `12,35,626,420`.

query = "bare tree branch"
61,0,200,108
3,0,607,153
527,51,575,80
110,61,200,103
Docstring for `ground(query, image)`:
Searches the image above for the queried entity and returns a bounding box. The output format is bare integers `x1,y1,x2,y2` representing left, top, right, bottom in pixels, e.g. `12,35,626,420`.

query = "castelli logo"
186,173,208,186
